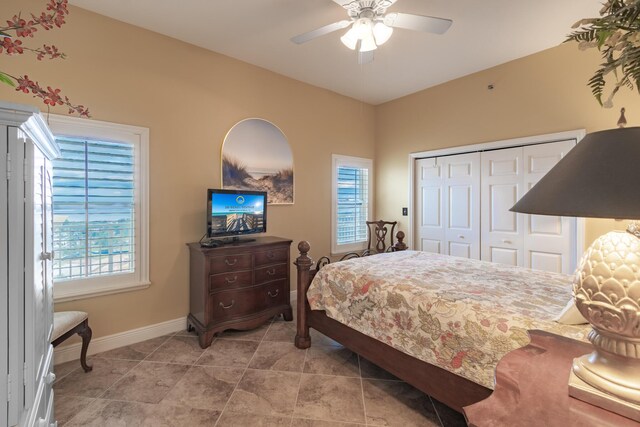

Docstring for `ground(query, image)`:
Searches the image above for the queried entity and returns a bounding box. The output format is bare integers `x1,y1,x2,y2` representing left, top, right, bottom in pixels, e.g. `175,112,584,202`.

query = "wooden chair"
366,220,405,253
52,311,93,372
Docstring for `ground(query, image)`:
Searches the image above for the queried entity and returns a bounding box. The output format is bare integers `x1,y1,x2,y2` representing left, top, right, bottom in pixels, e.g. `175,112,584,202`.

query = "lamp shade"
511,127,640,219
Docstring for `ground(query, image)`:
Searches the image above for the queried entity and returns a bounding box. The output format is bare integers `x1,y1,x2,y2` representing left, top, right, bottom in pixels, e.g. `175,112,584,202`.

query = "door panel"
415,158,444,253
443,152,480,259
523,140,576,273
481,147,524,266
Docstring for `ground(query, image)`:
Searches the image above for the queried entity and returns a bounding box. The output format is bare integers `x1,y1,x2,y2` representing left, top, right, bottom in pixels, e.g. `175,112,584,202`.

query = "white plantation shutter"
332,155,373,254
336,166,369,244
52,138,135,281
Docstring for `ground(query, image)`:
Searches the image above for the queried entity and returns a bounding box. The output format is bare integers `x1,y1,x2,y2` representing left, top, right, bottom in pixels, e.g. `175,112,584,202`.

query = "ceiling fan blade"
333,0,358,11
383,12,452,34
358,50,374,65
291,20,351,44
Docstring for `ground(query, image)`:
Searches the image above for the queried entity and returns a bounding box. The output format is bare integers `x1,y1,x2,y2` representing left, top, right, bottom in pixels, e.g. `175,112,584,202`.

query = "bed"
293,241,590,413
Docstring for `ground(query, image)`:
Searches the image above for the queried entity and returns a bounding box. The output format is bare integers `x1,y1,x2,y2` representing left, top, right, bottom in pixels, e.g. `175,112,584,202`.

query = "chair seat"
53,311,88,342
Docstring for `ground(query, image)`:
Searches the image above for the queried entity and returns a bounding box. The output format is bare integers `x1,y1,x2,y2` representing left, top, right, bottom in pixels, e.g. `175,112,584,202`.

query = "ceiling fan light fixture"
353,18,372,39
360,32,377,52
373,22,393,45
340,27,358,50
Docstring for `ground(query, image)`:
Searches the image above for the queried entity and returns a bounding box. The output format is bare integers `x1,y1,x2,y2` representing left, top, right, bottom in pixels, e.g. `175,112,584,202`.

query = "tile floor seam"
90,333,179,402
290,340,309,426
428,394,446,427
59,396,97,427
94,358,145,401
213,317,274,426
139,333,177,363
357,354,369,426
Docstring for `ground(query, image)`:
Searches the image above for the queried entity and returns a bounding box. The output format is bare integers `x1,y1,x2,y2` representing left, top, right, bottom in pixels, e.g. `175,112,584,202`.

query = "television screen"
207,189,267,238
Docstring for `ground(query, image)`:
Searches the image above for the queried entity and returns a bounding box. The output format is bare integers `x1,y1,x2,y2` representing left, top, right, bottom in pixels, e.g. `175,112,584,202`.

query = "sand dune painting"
221,118,294,204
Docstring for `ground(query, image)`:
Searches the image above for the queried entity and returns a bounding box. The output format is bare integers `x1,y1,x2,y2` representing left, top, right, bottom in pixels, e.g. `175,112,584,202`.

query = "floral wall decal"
0,0,89,117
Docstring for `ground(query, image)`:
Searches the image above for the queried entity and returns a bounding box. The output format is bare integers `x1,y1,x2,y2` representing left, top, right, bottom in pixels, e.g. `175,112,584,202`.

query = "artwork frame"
221,118,294,205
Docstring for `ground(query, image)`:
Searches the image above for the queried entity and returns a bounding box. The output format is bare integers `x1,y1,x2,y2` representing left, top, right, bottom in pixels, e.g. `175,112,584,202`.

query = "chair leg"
76,320,93,372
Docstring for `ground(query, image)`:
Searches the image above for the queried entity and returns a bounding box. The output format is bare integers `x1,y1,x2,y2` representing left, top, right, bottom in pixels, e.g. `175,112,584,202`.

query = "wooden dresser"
187,236,293,348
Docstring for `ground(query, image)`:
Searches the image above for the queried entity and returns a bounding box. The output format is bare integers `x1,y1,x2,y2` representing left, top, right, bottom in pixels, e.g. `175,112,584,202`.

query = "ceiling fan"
291,0,452,63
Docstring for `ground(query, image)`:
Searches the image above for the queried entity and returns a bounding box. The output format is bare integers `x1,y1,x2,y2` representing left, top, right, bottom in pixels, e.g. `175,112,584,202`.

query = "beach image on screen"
210,193,264,234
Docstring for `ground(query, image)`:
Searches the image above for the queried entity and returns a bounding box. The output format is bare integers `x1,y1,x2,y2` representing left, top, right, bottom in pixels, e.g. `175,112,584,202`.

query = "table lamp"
511,113,640,422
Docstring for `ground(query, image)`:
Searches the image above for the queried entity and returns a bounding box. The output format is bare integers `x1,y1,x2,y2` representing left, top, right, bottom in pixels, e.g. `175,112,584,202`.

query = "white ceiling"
69,0,602,105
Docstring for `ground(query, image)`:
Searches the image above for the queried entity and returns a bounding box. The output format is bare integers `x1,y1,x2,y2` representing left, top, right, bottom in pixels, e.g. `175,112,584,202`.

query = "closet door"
415,157,445,253
443,153,480,259
1,125,8,426
523,141,576,273
481,147,524,266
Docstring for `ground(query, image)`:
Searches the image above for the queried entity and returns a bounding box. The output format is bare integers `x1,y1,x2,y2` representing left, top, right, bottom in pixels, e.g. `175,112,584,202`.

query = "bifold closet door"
480,147,525,266
481,141,576,273
415,153,480,258
523,141,576,273
415,157,445,254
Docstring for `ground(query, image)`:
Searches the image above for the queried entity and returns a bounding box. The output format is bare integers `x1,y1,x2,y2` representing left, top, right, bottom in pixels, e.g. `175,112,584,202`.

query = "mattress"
306,250,590,389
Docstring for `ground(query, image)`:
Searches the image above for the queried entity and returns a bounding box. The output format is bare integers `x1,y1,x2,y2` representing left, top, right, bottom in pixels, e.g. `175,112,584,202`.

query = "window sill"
53,280,151,303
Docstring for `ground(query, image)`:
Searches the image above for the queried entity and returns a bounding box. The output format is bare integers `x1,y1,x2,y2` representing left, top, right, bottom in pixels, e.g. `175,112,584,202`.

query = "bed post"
394,231,408,251
294,241,312,349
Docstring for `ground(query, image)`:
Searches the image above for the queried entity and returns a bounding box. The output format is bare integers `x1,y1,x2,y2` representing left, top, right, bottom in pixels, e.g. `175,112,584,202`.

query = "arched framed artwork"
221,118,294,204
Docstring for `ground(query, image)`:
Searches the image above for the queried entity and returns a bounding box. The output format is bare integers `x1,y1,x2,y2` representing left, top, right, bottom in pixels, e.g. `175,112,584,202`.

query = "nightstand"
463,330,638,427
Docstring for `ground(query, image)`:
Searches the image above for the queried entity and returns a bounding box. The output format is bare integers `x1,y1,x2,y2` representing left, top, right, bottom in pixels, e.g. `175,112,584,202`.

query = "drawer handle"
225,275,238,284
267,252,276,259
502,239,512,244
225,258,238,266
267,289,279,298
219,300,235,309
266,268,276,276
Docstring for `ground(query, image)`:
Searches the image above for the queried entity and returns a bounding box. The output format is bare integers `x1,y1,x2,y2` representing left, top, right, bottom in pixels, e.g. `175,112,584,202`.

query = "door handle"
41,251,54,261
219,300,235,309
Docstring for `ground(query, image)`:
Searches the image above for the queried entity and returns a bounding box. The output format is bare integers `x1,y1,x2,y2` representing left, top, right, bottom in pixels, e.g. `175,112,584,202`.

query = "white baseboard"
54,316,187,365
290,289,297,302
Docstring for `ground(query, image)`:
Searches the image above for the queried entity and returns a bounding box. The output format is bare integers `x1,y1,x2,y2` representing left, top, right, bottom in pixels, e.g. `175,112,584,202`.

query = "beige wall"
1,0,375,339
3,1,636,342
375,42,638,249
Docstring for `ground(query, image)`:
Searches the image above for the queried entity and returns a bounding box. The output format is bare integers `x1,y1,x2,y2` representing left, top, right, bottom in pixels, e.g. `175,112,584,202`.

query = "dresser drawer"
255,247,288,266
209,253,252,273
209,270,253,292
261,279,288,306
208,280,288,322
255,263,288,284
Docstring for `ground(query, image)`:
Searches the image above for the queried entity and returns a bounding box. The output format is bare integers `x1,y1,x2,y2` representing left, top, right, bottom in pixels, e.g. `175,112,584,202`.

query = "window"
331,154,373,254
48,115,149,302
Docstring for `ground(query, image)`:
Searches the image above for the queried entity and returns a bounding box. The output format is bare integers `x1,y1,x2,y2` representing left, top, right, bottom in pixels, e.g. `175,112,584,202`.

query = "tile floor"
54,313,467,426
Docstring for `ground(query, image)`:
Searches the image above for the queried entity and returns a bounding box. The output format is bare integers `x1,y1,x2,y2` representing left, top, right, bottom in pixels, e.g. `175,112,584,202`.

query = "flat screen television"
207,189,267,242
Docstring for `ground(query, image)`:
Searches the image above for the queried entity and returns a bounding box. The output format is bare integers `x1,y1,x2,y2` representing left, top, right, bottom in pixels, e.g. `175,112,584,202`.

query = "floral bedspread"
307,250,589,389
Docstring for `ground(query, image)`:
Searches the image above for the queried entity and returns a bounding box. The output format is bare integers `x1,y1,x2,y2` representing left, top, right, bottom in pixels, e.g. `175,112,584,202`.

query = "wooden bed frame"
293,240,492,414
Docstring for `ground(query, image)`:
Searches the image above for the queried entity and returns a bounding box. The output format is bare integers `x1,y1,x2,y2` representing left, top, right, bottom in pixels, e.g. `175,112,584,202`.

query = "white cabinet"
1,102,59,427
415,139,577,274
